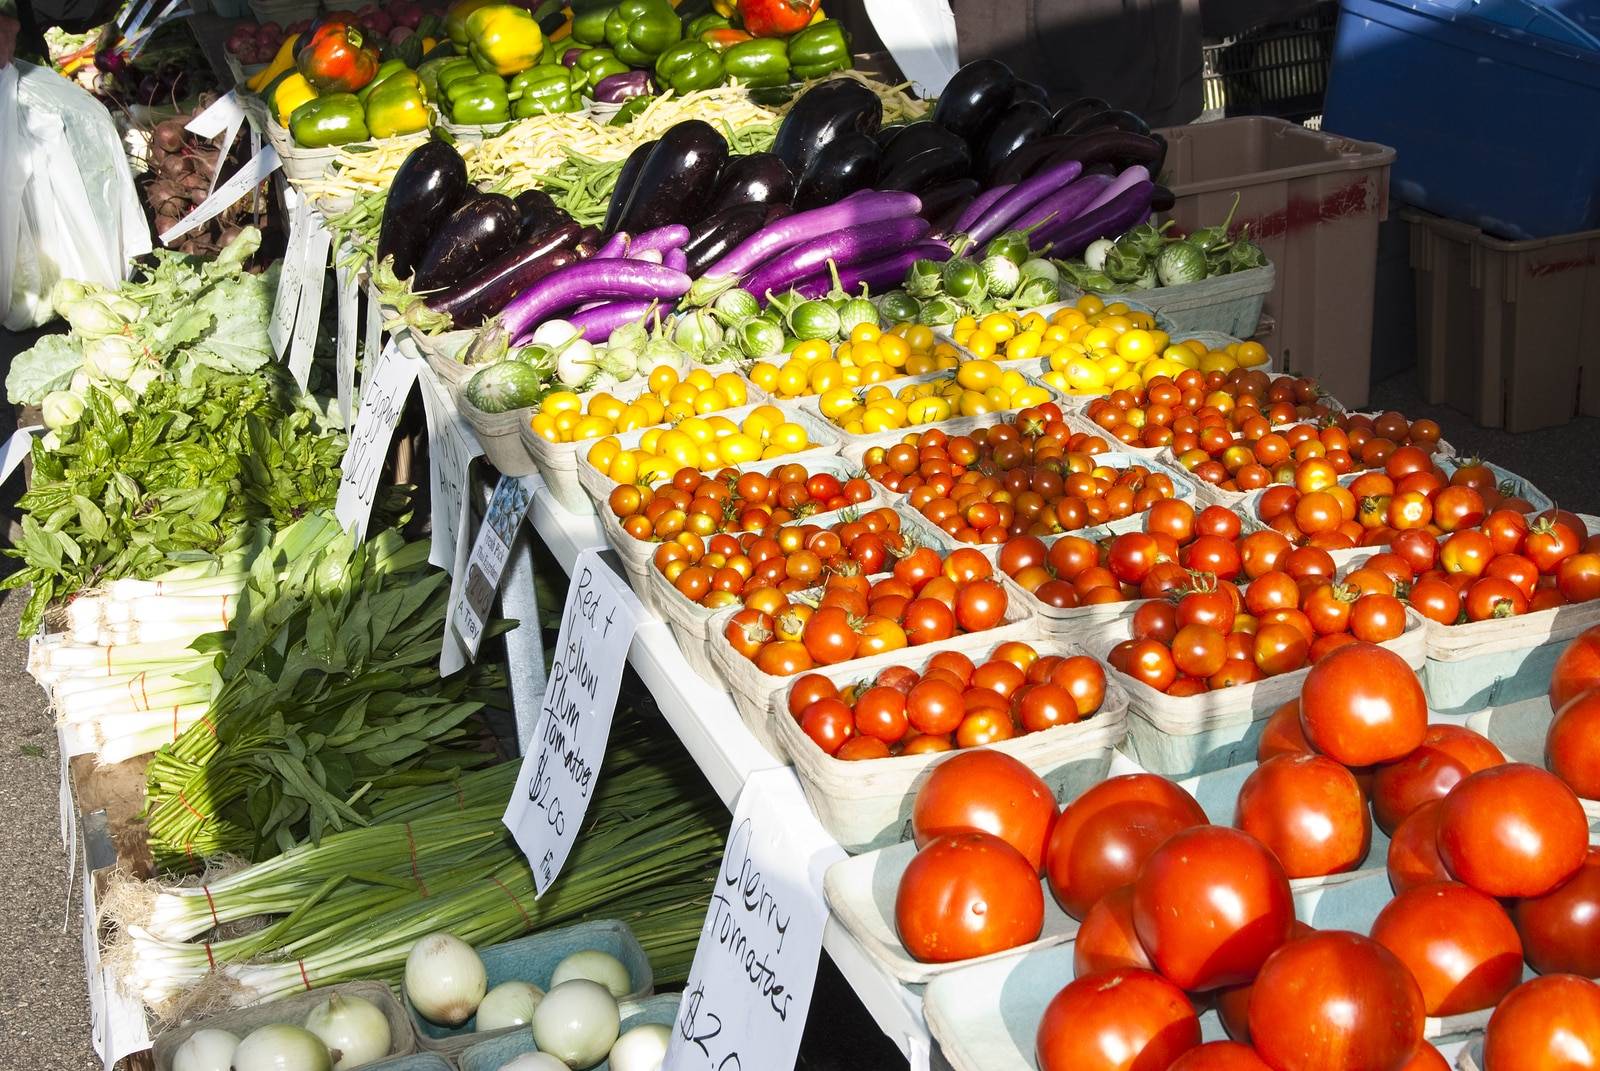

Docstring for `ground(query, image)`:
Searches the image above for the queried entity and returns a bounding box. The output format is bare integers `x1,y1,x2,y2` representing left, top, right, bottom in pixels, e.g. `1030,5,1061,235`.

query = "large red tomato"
1131,825,1295,991
1235,754,1371,878
1036,968,1201,1071
1046,774,1207,919
1548,690,1600,799
1514,847,1600,977
1369,722,1504,834
1386,799,1452,893
1552,626,1600,712
1248,932,1425,1071
1257,700,1312,762
1074,885,1153,976
1436,763,1591,898
894,832,1044,963
1482,975,1600,1071
911,750,1057,872
1397,1044,1449,1071
1215,922,1316,1043
1169,1042,1273,1071
1368,882,1523,1016
1298,643,1427,766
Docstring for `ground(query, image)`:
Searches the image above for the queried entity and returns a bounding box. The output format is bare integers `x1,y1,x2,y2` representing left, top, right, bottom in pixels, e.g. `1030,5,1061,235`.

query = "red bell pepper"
737,0,820,38
296,19,381,93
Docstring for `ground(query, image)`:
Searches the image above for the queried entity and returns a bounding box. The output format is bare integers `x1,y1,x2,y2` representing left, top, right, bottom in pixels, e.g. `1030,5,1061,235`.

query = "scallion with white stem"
532,980,619,1069
405,933,487,1027
476,980,545,1031
610,1023,670,1071
231,1023,332,1071
303,992,392,1069
171,1028,238,1071
550,950,631,999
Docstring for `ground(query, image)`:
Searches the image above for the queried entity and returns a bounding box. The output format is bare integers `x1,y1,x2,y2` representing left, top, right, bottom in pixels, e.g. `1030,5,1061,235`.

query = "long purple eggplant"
663,248,687,272
1084,166,1150,215
953,183,1014,234
966,160,1084,244
499,260,692,344
569,300,659,341
789,241,953,299
377,140,468,280
629,224,689,255
1007,172,1115,238
682,203,771,275
742,216,931,298
697,191,922,285
410,222,582,330
412,193,519,293
1035,179,1155,255
595,231,630,258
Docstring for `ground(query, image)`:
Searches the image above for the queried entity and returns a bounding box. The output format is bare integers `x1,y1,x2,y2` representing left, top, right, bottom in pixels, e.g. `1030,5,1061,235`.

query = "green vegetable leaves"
6,334,83,405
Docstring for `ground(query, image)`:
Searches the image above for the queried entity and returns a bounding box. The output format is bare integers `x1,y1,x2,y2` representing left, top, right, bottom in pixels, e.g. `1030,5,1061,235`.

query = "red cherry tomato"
906,679,963,735
1436,763,1591,898
1514,847,1600,978
1369,881,1524,1016
911,750,1056,872
1482,975,1600,1071
894,832,1044,963
1235,754,1371,878
1299,642,1427,766
853,685,909,744
1035,968,1201,1071
1248,932,1425,1071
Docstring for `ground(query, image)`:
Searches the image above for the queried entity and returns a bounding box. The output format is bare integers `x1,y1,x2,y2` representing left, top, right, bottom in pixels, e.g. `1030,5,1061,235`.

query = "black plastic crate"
1203,2,1339,123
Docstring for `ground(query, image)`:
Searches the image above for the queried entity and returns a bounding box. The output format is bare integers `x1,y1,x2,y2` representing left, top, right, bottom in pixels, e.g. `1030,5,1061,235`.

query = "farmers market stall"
10,7,1600,1071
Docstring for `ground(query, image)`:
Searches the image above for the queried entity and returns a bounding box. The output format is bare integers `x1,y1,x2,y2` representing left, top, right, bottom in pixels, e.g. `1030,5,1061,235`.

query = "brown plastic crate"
1406,207,1600,432
1155,117,1395,408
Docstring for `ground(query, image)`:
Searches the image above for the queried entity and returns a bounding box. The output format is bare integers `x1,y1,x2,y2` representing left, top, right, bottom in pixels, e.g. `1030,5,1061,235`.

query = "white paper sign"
449,474,535,659
288,211,334,391
185,90,246,197
335,263,359,429
504,548,643,895
664,769,834,1071
364,282,384,376
159,142,280,246
1,425,43,485
909,1036,932,1071
334,341,420,539
270,191,310,357
417,367,483,573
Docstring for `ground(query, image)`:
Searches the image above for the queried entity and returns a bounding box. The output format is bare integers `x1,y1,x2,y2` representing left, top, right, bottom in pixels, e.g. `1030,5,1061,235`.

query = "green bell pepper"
786,19,851,79
417,55,460,99
446,72,511,123
356,58,407,102
509,66,583,116
434,56,482,96
574,46,630,91
653,40,724,94
569,2,615,46
683,12,728,38
723,37,790,88
365,72,429,138
289,93,369,148
603,0,680,67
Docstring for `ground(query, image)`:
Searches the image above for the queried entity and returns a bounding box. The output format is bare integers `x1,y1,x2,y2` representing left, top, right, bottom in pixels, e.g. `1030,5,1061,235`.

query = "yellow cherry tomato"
747,362,779,392
1237,340,1270,367
543,390,581,415
768,422,809,453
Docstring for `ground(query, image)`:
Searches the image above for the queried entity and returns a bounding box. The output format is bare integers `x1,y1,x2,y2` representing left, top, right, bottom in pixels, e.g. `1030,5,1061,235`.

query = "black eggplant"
878,121,969,176
1050,96,1109,134
1151,184,1175,213
793,131,880,210
615,120,729,233
574,225,604,258
919,178,980,233
772,77,882,176
601,139,656,235
992,129,1165,185
1011,80,1050,108
412,193,519,293
707,152,795,213
878,142,971,193
377,140,468,280
513,189,568,240
682,202,770,275
981,100,1052,182
930,59,1015,145
1062,107,1151,138
874,124,907,150
418,222,582,327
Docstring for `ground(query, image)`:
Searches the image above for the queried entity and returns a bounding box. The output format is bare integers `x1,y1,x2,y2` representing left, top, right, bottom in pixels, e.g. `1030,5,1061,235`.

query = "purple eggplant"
663,248,687,272
601,139,656,235
966,159,1085,244
682,202,775,275
629,224,689,255
793,132,880,210
1061,108,1151,138
742,215,931,297
707,152,794,213
1008,172,1116,238
1050,96,1109,134
595,231,630,258
498,260,692,344
1151,183,1175,212
1035,179,1155,255
981,100,1052,182
594,70,654,104
772,78,882,177
512,188,568,240
615,120,728,233
412,192,519,293
569,300,659,341
698,190,921,282
1011,80,1050,108
878,122,968,176
789,241,953,299
377,140,468,280
992,130,1165,186
953,184,1014,234
931,59,1016,145
561,46,585,66
409,222,582,329
878,142,971,194
919,178,980,231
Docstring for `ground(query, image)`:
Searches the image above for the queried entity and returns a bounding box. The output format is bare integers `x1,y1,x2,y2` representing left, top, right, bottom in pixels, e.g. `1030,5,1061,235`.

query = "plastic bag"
0,61,151,330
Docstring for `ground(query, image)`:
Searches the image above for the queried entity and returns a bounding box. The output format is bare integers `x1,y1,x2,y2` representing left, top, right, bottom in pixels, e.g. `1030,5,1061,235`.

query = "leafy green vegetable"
5,334,82,405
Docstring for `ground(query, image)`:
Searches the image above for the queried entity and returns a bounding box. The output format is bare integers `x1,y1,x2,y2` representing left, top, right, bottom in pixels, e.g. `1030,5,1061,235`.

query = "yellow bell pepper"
465,4,544,76
247,32,302,93
712,0,735,15
272,72,318,126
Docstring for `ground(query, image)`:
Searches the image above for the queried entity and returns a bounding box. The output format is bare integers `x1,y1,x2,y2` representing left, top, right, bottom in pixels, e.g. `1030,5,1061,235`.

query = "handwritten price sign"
334,341,419,540
504,549,643,895
665,769,833,1071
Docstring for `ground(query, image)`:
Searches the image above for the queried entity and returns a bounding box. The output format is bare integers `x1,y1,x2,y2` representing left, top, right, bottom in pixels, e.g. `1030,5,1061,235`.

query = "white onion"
303,993,392,1069
405,932,488,1027
550,950,631,999
531,979,620,1069
609,1023,670,1071
497,1053,569,1071
476,980,545,1032
231,1023,333,1071
171,1027,238,1071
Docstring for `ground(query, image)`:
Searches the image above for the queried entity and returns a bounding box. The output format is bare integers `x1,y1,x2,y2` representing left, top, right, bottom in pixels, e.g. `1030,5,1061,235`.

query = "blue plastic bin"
1324,0,1600,239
